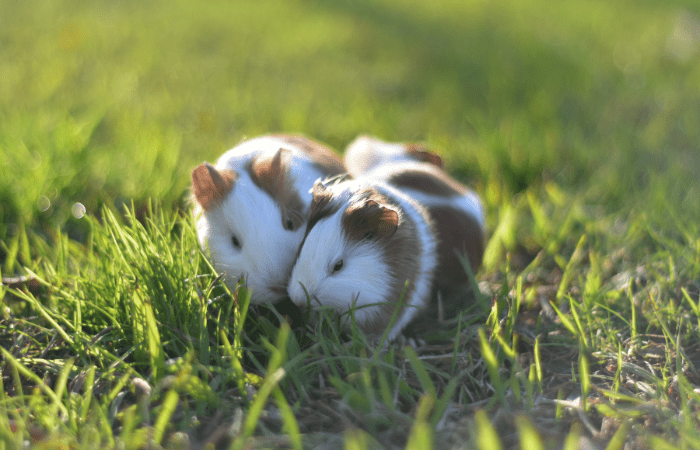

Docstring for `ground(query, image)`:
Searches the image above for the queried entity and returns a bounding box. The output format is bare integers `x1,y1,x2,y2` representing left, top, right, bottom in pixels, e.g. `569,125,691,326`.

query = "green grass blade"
579,350,590,412
233,323,290,450
605,422,629,450
272,387,302,450
473,410,501,450
547,299,578,337
52,358,76,428
516,415,544,450
534,336,543,393
220,329,248,403
479,328,504,404
376,280,409,351
131,286,165,381
563,423,582,450
404,346,436,399
405,395,434,450
81,365,97,426
431,368,466,429
153,388,180,445
556,234,586,302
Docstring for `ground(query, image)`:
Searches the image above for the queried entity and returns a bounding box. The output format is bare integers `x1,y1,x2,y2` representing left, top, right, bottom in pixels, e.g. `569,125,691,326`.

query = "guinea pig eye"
231,235,242,250
331,259,344,273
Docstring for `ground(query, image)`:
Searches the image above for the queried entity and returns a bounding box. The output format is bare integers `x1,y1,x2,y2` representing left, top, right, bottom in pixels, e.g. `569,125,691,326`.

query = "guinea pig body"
191,134,345,304
363,161,485,317
344,135,444,175
287,178,438,341
289,136,485,339
346,136,485,285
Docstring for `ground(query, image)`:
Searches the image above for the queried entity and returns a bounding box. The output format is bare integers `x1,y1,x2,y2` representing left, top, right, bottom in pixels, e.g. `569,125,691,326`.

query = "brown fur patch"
428,205,484,287
296,181,345,260
305,182,343,237
272,133,346,176
247,149,306,231
191,163,237,210
341,198,399,241
403,205,483,334
405,144,444,168
339,188,426,337
385,165,467,198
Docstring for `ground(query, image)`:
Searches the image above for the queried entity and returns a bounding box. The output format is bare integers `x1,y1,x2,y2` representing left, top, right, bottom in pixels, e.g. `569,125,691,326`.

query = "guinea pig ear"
308,178,338,220
323,172,352,187
406,144,444,168
191,162,237,210
343,199,399,241
250,149,308,230
249,148,290,195
311,178,328,196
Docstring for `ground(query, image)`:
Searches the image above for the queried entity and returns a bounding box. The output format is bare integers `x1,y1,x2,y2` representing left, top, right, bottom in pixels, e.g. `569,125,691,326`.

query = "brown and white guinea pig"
191,134,345,304
287,178,438,340
287,137,485,339
344,136,485,280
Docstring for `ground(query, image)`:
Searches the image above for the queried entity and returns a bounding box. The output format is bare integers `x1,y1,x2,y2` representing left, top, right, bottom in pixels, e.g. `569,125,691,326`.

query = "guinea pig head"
192,148,308,304
288,182,400,325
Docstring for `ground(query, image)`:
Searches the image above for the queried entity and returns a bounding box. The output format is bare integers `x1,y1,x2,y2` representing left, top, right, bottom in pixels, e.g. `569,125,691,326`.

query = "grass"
2,0,700,448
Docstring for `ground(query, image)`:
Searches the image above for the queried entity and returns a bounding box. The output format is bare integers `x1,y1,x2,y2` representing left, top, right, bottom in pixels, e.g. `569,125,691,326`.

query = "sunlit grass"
2,0,700,447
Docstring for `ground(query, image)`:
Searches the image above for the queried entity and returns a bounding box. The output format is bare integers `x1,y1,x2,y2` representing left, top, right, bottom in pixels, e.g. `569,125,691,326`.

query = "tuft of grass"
0,204,253,447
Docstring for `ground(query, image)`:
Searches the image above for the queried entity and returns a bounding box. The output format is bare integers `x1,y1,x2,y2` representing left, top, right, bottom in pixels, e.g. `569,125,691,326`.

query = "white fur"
364,161,485,229
345,136,418,175
195,136,338,304
287,179,438,340
215,136,325,207
196,172,304,303
403,187,484,228
345,136,484,229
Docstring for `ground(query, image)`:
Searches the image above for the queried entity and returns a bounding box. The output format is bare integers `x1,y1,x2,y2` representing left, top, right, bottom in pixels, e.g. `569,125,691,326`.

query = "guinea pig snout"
290,282,317,309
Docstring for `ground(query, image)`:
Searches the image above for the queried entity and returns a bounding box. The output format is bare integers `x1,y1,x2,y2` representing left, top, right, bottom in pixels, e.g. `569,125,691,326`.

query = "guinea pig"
191,134,346,304
288,137,485,339
287,178,439,341
349,137,485,324
347,137,484,275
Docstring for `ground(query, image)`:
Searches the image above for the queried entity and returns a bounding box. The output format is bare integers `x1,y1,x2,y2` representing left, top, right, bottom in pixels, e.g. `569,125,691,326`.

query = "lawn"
1,0,700,448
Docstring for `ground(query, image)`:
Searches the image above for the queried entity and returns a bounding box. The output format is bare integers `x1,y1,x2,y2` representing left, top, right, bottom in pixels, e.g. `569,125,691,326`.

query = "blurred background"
1,0,699,265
